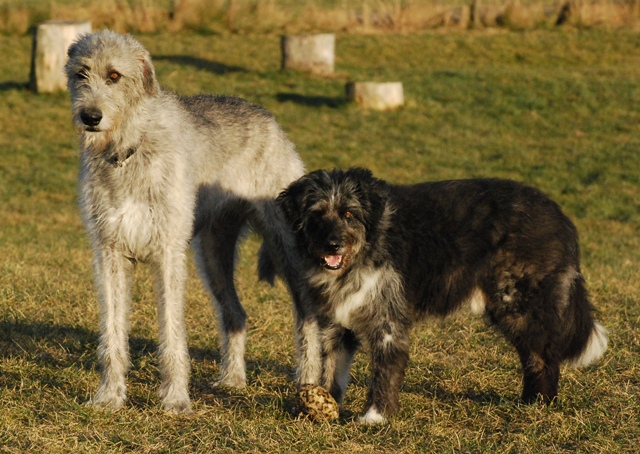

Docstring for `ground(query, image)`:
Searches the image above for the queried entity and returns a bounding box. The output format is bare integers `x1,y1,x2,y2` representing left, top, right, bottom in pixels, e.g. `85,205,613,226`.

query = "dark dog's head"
277,168,387,273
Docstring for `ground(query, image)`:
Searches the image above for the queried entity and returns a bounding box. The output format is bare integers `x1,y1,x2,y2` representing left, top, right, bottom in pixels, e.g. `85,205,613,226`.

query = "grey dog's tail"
252,200,306,301
258,242,277,286
252,199,314,332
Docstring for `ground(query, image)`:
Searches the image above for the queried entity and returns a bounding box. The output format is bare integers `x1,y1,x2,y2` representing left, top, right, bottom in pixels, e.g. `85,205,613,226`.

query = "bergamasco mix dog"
65,30,316,413
277,167,608,424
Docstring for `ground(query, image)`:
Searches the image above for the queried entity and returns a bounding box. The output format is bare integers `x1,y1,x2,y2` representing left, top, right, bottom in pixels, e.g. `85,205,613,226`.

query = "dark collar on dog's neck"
108,140,141,168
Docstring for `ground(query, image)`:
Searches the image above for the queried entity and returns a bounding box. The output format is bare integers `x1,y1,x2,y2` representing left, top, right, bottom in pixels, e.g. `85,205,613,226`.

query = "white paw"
358,406,388,425
161,397,193,414
87,384,127,411
158,383,192,414
212,372,247,389
213,361,247,388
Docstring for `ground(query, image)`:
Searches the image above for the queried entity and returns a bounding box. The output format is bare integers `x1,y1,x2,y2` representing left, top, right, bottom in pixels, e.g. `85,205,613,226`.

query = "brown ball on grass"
296,384,340,422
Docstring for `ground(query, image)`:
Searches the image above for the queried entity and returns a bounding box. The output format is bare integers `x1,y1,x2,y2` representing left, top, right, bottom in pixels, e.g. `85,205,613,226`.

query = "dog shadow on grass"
0,318,296,412
0,81,28,92
276,93,347,108
402,379,518,408
154,55,247,75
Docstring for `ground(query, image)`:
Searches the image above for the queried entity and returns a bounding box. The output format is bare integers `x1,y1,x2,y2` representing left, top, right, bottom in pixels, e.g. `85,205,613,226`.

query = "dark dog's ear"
277,171,328,233
345,167,388,237
276,178,308,233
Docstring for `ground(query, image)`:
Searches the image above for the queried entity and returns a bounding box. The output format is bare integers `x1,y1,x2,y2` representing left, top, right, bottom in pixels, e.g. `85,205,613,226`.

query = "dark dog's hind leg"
486,271,569,405
517,347,560,404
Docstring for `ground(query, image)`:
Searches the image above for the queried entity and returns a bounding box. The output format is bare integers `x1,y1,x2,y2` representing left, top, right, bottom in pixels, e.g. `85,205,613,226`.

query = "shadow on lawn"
0,319,293,411
276,92,347,108
403,377,518,407
0,81,28,92
154,55,247,75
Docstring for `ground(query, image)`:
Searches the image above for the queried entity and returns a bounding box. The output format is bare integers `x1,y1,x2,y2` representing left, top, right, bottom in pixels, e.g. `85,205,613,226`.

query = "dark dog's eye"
344,211,353,219
108,71,121,83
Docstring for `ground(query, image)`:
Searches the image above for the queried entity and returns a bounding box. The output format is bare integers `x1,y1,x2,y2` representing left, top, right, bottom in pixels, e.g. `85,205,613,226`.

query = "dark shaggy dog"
276,168,608,424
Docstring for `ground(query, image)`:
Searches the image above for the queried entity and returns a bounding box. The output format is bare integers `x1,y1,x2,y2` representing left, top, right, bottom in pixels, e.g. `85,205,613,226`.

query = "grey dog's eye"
76,71,88,80
108,71,121,83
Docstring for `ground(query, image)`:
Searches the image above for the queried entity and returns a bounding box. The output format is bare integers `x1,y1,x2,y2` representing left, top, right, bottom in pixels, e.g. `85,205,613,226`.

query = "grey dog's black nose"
80,109,103,127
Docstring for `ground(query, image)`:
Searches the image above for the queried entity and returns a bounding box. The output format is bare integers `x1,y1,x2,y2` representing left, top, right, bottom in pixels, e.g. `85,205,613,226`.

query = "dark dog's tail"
561,272,608,368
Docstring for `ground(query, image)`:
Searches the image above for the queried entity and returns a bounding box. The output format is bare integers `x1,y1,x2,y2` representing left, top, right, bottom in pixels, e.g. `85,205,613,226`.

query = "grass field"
1,28,639,452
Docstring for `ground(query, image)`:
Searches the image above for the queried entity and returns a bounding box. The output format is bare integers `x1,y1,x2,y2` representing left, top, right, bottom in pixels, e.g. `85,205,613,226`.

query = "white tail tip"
570,321,608,368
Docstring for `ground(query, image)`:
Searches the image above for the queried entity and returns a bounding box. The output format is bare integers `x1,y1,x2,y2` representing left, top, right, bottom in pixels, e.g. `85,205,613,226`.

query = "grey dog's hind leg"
193,205,251,388
254,200,323,387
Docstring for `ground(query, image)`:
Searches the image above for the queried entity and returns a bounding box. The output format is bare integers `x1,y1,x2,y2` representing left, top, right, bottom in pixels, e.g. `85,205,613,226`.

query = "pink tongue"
324,255,342,267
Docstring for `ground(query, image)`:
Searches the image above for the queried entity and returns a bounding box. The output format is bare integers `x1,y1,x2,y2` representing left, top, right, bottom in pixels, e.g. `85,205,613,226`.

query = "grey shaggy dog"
277,168,608,424
65,30,315,413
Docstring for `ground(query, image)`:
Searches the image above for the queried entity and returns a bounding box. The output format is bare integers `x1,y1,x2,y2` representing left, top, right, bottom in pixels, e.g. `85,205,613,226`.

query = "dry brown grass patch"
2,0,640,35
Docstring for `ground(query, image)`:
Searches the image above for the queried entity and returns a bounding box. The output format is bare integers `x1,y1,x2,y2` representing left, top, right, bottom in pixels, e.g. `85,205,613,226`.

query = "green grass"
1,29,639,452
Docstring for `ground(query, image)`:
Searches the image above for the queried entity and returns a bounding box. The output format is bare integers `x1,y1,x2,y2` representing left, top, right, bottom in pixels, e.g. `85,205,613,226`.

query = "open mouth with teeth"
322,254,344,270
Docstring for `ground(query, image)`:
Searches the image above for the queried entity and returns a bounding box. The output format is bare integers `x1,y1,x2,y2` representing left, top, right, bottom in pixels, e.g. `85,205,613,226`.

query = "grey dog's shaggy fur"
65,30,312,413
277,168,608,424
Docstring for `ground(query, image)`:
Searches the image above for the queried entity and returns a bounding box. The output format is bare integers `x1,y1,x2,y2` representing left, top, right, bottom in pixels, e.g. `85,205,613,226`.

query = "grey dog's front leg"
152,247,192,414
88,247,134,411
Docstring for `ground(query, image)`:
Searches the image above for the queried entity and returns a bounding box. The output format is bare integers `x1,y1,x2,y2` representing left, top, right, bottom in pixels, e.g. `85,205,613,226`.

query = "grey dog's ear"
139,53,160,96
67,41,79,59
67,31,94,60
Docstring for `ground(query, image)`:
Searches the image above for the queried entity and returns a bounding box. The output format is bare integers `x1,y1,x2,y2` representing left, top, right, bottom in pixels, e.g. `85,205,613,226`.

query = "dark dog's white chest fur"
308,265,403,330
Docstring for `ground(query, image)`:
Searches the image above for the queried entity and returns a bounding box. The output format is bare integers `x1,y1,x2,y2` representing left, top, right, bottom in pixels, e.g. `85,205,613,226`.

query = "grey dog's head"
65,30,159,141
277,168,387,273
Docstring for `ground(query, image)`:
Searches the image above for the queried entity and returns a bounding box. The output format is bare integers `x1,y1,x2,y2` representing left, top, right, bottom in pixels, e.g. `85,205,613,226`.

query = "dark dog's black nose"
327,240,341,253
80,109,103,127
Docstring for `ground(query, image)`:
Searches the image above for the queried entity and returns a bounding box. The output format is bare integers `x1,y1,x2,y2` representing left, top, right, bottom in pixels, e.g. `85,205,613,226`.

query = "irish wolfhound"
65,30,318,413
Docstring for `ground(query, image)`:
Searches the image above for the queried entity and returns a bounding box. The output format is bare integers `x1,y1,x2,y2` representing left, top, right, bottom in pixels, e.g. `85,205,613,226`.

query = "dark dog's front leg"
361,330,410,424
320,327,360,404
253,200,323,388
